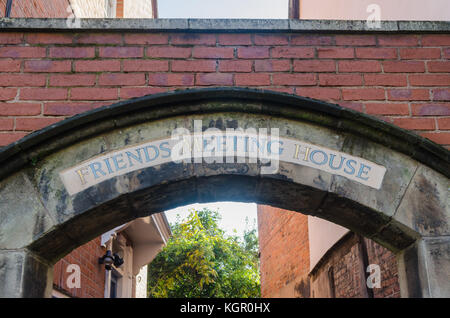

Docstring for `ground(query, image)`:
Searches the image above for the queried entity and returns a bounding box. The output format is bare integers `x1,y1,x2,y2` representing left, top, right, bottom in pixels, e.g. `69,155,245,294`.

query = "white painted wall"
70,0,110,18
70,0,153,18
308,216,349,271
300,0,450,21
124,0,154,18
135,265,148,298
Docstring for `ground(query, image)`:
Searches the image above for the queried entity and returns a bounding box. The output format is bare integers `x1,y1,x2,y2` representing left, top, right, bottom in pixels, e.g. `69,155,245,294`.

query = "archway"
0,88,448,298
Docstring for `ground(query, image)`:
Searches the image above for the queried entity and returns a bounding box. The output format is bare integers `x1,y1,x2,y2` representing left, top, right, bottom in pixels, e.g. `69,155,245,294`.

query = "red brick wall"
53,237,106,298
259,206,401,298
0,30,447,298
258,206,310,297
365,238,401,298
0,32,448,148
0,0,71,18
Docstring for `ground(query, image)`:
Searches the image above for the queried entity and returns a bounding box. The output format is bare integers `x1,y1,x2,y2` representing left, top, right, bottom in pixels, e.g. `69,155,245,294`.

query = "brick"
124,33,168,45
382,61,425,73
266,87,294,94
235,74,271,86
123,59,169,72
294,60,334,72
24,60,71,73
388,89,429,101
296,87,340,100
99,73,146,86
0,32,23,44
193,47,234,59
421,35,450,46
236,47,269,59
0,59,21,72
0,132,28,146
432,89,450,101
400,48,441,59
172,60,216,72
148,73,194,86
409,75,450,86
272,74,316,86
427,61,450,73
377,35,419,47
218,34,252,45
0,47,46,58
355,48,397,59
319,74,362,86
196,73,233,86
16,117,63,131
171,34,216,45
44,102,106,116
26,33,73,44
50,74,96,87
317,47,354,59
437,118,450,129
0,74,46,87
420,132,450,145
21,88,68,100
338,60,381,72
411,103,450,116
254,34,288,46
49,47,95,59
146,46,191,58
365,103,409,115
75,60,121,72
392,118,435,130
256,60,290,72
364,74,407,87
335,35,376,46
0,118,13,130
120,87,167,99
99,47,143,58
443,48,450,59
76,33,123,44
0,88,17,101
0,103,41,116
291,35,334,46
70,88,118,100
342,88,385,101
271,47,314,59
219,60,252,72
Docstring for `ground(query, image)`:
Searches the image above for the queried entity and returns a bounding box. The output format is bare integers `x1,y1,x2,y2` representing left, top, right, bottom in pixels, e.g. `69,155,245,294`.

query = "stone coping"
0,18,449,33
0,88,448,181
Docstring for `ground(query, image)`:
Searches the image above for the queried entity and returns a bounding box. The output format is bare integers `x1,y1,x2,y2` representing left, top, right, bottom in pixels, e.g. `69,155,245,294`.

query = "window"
110,271,119,298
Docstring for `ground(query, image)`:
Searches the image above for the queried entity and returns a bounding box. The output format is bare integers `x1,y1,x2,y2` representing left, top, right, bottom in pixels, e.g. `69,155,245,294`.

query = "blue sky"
158,0,289,19
165,202,258,238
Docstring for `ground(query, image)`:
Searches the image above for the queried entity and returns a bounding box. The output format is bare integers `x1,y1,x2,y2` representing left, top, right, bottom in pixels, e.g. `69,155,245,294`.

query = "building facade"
0,0,156,19
0,1,448,299
258,206,401,298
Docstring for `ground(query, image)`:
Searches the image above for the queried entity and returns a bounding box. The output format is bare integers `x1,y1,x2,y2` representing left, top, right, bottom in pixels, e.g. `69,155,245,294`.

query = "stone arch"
0,88,448,298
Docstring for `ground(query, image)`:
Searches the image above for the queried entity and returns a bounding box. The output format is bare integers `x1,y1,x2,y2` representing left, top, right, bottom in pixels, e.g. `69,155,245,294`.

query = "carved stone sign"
60,132,386,195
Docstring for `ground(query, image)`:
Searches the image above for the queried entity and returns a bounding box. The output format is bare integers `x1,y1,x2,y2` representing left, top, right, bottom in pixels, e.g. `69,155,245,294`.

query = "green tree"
147,208,260,298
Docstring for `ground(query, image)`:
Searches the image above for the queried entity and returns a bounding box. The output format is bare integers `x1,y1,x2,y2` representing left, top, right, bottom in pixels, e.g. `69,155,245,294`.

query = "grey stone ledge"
0,18,449,33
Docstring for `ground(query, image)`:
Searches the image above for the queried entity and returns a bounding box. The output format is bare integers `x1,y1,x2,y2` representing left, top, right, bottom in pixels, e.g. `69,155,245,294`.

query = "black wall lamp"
99,250,124,270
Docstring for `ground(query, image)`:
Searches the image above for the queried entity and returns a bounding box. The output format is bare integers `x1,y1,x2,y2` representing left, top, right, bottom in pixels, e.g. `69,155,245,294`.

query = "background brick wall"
53,237,106,298
0,0,71,18
365,237,401,298
257,206,310,298
0,32,448,148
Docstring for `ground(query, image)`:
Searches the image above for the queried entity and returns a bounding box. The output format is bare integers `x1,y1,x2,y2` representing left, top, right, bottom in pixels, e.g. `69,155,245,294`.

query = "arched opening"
0,88,448,297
